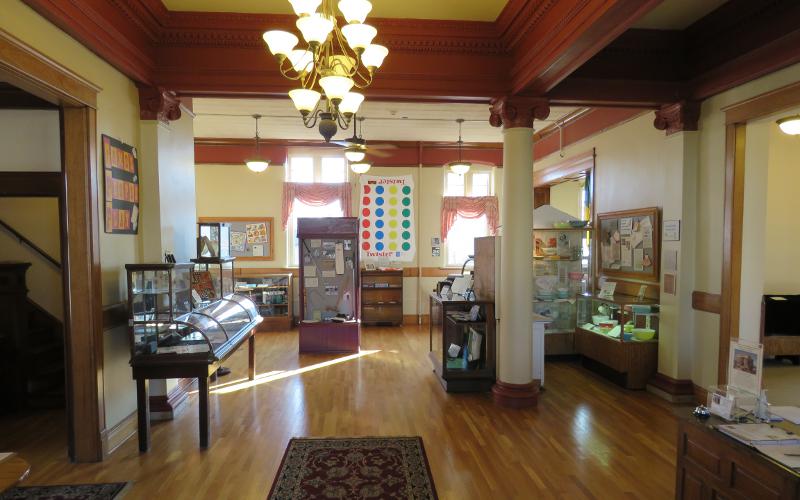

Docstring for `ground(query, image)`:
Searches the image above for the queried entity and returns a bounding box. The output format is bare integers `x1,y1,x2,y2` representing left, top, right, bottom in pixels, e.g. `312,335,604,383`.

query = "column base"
491,380,540,409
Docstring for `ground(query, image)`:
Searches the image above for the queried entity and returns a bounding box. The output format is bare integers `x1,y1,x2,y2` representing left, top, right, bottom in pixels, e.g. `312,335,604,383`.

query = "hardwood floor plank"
0,326,679,499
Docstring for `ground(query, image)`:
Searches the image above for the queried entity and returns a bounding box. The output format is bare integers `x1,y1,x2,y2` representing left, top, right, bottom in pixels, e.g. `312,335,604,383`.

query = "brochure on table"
708,338,763,420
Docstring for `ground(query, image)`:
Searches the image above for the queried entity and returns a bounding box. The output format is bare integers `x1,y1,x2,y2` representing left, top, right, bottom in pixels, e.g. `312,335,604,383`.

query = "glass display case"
234,273,293,330
429,292,496,392
533,227,592,355
576,293,660,342
297,218,360,353
126,263,193,326
191,256,235,300
197,222,231,259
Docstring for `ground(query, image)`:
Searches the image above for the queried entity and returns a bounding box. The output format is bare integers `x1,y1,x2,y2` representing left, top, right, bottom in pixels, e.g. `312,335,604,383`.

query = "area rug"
268,437,437,500
0,482,130,500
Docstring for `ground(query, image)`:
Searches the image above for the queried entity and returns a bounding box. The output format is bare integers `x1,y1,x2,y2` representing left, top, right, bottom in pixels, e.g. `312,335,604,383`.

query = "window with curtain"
442,169,497,267
284,154,350,266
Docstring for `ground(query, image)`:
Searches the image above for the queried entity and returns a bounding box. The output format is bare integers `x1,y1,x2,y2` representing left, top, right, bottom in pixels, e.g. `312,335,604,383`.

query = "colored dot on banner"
376,231,384,240
389,231,398,239
389,242,398,251
402,209,411,217
376,197,385,206
362,208,370,217
362,196,370,205
389,198,398,206
402,242,411,251
389,220,398,228
362,219,370,228
402,186,411,195
402,220,410,229
389,208,398,217
362,230,370,239
376,208,384,217
402,197,411,206
362,242,370,250
376,242,384,251
402,231,411,240
376,185,384,194
376,220,384,228
389,185,398,194
364,185,371,194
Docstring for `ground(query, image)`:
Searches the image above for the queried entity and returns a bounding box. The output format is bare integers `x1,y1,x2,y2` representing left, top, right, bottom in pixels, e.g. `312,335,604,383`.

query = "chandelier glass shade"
344,145,366,162
263,0,388,142
446,118,471,175
349,161,371,174
245,114,270,173
777,115,800,135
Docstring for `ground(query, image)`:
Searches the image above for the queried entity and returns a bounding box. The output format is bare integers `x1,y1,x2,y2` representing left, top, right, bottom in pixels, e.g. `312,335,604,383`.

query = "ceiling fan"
445,118,497,174
332,116,396,159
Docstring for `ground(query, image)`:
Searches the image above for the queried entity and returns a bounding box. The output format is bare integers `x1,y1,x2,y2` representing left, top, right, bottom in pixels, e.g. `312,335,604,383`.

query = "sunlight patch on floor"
210,350,381,394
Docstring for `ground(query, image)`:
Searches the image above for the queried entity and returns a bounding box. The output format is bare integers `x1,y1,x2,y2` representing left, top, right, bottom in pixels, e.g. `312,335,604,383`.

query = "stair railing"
0,218,61,269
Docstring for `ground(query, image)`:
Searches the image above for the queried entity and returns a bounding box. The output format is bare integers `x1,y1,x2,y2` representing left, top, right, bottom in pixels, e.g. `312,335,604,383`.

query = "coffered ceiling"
161,0,510,21
632,0,728,30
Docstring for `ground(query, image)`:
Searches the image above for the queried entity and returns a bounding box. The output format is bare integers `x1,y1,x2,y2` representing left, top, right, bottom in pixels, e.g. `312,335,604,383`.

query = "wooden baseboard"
149,378,192,420
101,410,137,457
692,291,721,314
403,314,429,325
649,372,694,396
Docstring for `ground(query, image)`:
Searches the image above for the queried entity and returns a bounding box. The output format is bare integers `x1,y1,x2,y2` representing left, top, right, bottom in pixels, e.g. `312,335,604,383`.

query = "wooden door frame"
718,81,800,384
0,29,105,462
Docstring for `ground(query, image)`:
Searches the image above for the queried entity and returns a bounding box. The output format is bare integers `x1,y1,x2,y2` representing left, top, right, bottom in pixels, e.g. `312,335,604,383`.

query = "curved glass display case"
131,294,261,359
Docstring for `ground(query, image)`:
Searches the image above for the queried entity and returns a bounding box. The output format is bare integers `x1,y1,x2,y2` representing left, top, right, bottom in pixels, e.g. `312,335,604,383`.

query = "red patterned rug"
268,437,437,499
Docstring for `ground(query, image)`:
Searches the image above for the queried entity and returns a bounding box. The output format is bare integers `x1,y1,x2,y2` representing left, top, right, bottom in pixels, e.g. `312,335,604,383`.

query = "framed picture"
596,207,660,282
198,217,274,261
102,134,139,234
728,338,763,395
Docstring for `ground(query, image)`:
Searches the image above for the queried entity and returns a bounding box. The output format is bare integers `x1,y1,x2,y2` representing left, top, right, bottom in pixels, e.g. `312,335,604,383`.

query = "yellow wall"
0,109,60,171
549,179,584,219
195,163,504,316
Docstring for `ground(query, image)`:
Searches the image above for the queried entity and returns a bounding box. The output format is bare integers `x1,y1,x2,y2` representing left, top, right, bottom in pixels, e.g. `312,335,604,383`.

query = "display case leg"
248,333,256,381
136,378,150,452
198,376,210,449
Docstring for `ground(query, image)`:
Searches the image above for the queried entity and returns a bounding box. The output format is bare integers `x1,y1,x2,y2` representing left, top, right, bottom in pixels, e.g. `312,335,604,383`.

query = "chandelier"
246,114,269,173
447,119,471,175
263,0,389,142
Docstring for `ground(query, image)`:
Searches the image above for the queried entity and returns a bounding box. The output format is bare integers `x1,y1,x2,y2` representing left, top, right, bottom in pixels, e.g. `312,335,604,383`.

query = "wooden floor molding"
100,411,137,458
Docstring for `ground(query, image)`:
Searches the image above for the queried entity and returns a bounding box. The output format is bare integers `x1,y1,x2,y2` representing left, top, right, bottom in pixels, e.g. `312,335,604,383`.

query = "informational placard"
198,217,274,260
597,207,660,282
728,338,763,396
102,134,139,234
359,175,415,262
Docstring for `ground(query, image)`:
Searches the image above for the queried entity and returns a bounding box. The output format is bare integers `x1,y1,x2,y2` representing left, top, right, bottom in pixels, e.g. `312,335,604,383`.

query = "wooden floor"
0,326,680,499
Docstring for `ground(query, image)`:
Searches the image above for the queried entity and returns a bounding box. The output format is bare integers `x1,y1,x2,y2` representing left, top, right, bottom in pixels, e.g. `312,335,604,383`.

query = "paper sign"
304,265,317,276
665,250,678,272
620,237,632,267
252,244,264,257
335,242,345,274
637,285,647,301
664,274,676,295
664,220,681,241
620,218,633,236
304,277,319,288
598,281,617,298
634,249,644,271
321,270,336,278
309,239,322,248
640,217,653,249
710,392,735,420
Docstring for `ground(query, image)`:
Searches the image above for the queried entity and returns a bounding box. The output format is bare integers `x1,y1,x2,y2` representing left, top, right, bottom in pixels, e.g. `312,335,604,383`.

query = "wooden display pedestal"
574,327,657,389
298,321,360,353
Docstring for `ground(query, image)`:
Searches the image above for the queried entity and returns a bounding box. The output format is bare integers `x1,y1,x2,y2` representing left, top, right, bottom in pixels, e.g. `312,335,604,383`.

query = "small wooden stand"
361,269,403,326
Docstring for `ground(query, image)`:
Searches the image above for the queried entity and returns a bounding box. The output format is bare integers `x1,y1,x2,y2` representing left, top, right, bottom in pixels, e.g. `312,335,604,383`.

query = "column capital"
137,85,182,122
653,100,700,135
489,96,550,129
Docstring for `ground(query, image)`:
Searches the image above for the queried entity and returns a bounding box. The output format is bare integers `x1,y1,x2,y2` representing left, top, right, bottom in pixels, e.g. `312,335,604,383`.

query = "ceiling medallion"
263,0,389,142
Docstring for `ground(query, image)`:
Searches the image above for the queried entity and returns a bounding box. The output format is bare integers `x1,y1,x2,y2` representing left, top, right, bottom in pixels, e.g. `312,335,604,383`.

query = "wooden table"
0,453,30,493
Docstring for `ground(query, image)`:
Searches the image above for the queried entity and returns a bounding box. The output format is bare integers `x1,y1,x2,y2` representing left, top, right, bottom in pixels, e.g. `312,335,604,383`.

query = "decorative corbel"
137,85,182,122
653,100,700,135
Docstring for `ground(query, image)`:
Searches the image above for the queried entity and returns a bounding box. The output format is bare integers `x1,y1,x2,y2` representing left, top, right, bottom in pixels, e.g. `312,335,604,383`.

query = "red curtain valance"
440,196,499,242
282,182,353,229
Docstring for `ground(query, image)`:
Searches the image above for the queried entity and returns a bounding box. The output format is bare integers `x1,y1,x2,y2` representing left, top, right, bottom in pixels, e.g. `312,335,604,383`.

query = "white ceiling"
192,98,578,143
633,0,728,30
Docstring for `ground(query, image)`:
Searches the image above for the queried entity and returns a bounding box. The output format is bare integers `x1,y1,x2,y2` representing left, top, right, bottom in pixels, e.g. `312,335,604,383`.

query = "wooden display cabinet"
361,269,403,326
235,273,293,331
429,292,496,392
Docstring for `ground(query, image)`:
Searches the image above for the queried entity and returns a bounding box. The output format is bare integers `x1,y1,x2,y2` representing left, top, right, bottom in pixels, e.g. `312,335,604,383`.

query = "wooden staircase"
0,262,65,413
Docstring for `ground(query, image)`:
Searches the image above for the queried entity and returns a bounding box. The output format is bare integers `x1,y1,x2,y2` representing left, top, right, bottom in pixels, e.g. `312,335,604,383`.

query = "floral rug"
268,437,437,499
0,482,129,499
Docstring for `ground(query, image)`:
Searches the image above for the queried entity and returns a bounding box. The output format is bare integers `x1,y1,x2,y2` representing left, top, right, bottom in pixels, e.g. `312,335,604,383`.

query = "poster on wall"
197,217,274,260
359,174,415,262
102,134,139,234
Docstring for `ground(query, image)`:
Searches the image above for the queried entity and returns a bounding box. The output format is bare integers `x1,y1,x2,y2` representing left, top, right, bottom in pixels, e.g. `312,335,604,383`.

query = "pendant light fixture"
246,114,269,173
777,115,800,135
349,161,371,173
446,118,471,175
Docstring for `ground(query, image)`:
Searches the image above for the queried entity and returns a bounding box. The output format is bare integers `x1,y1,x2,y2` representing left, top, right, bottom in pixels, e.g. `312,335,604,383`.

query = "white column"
489,97,549,408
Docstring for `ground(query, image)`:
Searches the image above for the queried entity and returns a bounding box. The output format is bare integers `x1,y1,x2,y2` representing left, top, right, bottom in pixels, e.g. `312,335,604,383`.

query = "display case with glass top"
126,263,193,328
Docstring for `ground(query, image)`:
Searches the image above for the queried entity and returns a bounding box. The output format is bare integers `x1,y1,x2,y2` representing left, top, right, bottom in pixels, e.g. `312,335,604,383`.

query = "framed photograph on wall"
102,134,139,234
596,207,660,282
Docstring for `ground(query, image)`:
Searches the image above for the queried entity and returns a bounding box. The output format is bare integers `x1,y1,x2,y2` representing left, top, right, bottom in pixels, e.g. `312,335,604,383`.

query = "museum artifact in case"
235,273,293,330
297,217,360,353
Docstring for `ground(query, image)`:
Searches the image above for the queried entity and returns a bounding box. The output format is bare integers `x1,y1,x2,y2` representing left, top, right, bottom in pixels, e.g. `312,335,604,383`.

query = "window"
286,153,348,266
443,169,495,267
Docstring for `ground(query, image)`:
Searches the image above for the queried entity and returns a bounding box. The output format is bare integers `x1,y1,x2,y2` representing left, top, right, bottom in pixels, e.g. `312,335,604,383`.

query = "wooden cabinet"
361,269,403,326
235,273,293,331
676,417,800,499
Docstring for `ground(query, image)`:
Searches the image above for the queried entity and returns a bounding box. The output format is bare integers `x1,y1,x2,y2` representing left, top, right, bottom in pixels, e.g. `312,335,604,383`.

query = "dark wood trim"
693,384,708,406
533,150,595,187
102,302,128,331
723,80,800,125
691,291,721,314
149,378,192,416
0,217,61,268
0,81,58,109
491,380,539,409
649,372,694,396
0,171,62,197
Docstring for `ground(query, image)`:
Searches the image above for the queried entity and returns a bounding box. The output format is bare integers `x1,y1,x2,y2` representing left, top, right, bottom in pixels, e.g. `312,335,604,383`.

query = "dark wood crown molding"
653,100,701,135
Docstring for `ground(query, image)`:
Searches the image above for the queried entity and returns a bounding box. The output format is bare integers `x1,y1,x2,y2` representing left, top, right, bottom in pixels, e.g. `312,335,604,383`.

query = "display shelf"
361,269,403,326
234,273,293,331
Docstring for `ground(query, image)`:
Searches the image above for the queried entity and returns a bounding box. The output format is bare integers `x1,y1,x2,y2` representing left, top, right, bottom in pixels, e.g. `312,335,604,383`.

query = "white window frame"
285,150,349,266
442,168,495,267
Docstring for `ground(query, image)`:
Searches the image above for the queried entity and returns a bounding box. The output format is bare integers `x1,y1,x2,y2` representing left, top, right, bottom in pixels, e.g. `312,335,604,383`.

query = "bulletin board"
198,217,274,261
102,134,139,234
596,207,660,282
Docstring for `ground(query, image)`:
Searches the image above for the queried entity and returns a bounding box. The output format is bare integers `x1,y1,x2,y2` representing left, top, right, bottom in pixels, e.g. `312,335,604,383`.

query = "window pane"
446,215,488,267
321,157,346,183
288,156,313,182
471,173,490,196
288,199,344,266
444,172,465,196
